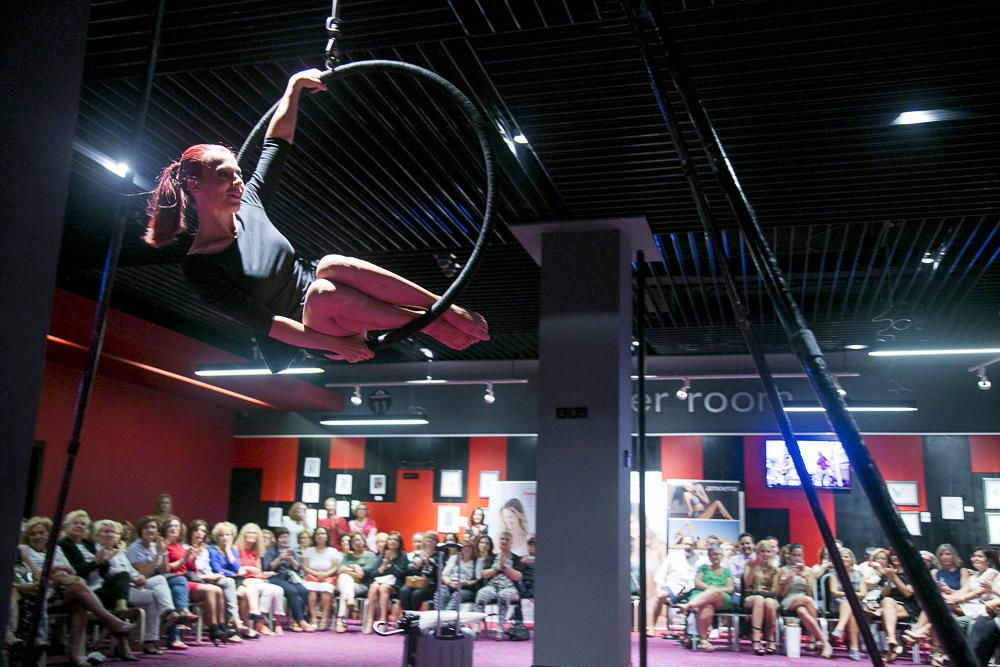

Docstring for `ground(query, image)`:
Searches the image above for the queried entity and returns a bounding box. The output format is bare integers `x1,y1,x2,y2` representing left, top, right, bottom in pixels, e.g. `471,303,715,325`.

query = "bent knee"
316,254,361,278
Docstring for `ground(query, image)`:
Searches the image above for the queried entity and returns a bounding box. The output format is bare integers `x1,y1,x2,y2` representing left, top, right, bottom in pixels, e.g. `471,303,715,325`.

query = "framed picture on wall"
887,481,919,506
301,482,320,504
479,470,500,499
303,457,321,478
267,507,283,528
988,513,1000,545
437,505,461,533
335,474,353,496
370,474,386,495
440,470,463,498
335,500,350,518
899,511,921,536
984,479,1000,510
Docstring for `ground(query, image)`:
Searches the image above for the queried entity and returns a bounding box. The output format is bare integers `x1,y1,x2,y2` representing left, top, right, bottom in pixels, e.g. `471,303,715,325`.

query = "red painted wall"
743,436,837,560
660,436,704,480
34,360,235,525
970,436,1000,473
366,437,508,546
233,438,299,502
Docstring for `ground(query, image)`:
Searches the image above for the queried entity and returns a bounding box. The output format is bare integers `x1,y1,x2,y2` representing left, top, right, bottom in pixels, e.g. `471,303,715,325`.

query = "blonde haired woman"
778,543,832,658
236,522,284,636
743,539,780,655
20,517,135,665
282,502,310,545
205,522,246,643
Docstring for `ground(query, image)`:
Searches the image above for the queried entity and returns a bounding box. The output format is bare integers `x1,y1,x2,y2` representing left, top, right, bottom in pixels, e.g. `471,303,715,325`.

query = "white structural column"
530,227,634,667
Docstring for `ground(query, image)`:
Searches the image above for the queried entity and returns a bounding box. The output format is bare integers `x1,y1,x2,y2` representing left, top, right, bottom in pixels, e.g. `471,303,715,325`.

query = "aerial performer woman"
144,69,489,364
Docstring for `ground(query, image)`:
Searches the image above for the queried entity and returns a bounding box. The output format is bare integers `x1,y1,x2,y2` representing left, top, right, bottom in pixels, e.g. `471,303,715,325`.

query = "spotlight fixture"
977,369,992,391
350,386,363,406
484,383,496,404
676,379,691,400
834,381,848,398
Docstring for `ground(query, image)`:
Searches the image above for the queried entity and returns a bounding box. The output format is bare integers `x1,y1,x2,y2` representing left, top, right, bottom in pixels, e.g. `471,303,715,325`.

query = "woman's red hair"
143,144,230,247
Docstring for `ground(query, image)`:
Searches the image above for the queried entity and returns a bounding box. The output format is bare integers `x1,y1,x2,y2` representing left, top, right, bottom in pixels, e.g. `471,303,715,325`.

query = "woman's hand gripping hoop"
236,61,497,355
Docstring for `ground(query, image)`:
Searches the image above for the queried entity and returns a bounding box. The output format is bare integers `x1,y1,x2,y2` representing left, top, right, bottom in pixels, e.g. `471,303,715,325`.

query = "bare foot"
322,334,374,363
444,305,489,341
423,319,478,350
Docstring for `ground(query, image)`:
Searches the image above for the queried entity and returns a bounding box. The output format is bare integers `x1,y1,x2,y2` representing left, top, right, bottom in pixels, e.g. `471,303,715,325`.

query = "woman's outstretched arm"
266,69,327,144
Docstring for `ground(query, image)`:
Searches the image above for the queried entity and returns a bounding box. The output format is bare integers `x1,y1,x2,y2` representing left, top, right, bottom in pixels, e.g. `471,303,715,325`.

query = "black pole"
621,3,883,662
636,250,648,667
630,2,976,665
23,1,167,663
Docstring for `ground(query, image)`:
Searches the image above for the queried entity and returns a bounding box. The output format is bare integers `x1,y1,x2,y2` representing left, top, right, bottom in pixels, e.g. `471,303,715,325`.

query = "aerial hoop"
236,60,497,353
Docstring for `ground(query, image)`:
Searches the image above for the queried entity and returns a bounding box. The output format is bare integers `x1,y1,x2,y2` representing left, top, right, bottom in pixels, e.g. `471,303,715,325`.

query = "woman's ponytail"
144,160,187,247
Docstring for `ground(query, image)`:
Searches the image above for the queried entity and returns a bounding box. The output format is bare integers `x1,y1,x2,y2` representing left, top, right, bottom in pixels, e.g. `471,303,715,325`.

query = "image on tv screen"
765,439,851,489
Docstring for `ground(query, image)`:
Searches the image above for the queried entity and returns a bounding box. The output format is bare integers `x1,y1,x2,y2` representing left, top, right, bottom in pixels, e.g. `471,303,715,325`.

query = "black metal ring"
237,61,496,353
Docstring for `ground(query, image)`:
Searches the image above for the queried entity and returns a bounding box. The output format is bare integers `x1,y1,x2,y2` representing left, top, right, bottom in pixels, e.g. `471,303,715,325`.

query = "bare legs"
190,586,224,625
365,582,395,634
833,599,861,651
647,591,672,637
745,595,778,653
306,255,489,350
786,597,832,658
681,588,726,650
880,598,909,662
306,590,332,629
698,500,734,520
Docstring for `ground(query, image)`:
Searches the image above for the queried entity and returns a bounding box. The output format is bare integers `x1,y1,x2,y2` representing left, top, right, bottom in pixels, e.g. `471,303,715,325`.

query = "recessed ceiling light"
869,347,1000,357
513,134,528,144
844,344,868,351
891,109,964,125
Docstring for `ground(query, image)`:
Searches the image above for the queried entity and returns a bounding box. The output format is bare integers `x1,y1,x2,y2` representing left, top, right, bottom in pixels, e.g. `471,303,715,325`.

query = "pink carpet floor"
92,630,873,666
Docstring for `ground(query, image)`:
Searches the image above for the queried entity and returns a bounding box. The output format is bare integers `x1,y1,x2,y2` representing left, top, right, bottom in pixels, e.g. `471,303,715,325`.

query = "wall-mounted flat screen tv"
765,439,851,489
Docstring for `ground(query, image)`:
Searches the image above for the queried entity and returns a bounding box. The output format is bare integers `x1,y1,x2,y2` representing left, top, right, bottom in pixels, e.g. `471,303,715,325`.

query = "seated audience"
282,502,310,545
465,507,488,541
828,547,866,661
151,494,180,528
400,530,440,612
866,552,917,663
295,528,313,562
93,518,180,657
263,527,315,632
408,532,425,560
348,503,378,552
374,532,389,555
338,532,377,632
161,517,216,646
126,516,195,645
475,531,522,638
725,532,756,605
237,522,281,638
317,497,350,544
204,522,250,643
339,533,352,553
365,531,408,634
301,527,339,630
743,539,780,655
778,543,832,658
678,543,733,651
183,519,242,642
20,516,135,665
517,537,536,601
648,535,705,637
967,548,1000,665
442,539,482,611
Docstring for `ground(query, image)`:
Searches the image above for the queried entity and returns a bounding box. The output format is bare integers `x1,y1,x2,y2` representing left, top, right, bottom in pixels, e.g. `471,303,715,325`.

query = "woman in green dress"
678,544,733,651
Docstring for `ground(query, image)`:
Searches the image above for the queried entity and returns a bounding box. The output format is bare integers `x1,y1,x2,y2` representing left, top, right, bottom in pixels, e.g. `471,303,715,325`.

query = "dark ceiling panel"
62,0,1000,373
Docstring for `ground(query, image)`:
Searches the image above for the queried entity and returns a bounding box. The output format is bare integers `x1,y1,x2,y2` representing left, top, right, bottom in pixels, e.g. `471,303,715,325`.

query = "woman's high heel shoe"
208,624,226,646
